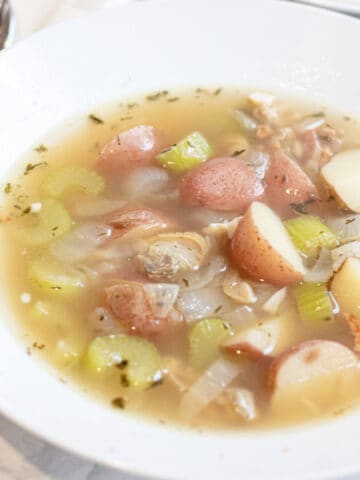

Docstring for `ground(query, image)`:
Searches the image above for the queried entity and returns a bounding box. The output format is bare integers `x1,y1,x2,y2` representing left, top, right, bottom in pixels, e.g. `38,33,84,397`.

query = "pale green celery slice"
189,317,233,371
295,282,334,323
85,334,163,389
42,166,105,197
157,131,212,174
28,257,86,295
284,215,338,258
16,198,72,246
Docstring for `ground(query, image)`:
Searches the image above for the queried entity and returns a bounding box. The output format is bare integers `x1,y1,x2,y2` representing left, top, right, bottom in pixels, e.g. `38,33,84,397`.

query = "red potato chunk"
265,150,318,217
97,125,165,173
269,340,359,390
104,206,176,240
179,157,264,212
231,202,305,286
106,281,183,337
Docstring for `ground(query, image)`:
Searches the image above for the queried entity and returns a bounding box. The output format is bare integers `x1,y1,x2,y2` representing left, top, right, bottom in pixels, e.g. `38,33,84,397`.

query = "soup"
3,88,360,429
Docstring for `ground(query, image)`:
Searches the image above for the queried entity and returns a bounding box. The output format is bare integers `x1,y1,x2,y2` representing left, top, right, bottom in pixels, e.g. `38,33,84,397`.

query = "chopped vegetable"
180,357,242,419
16,198,72,246
262,287,287,315
304,248,333,282
285,215,338,258
189,317,232,371
157,132,212,174
331,241,360,271
328,215,360,244
85,334,162,389
42,166,105,197
295,282,334,323
29,257,86,294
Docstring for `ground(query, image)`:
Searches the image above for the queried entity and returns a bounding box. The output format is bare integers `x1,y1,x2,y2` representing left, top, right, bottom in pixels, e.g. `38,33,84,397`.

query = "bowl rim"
1,1,360,479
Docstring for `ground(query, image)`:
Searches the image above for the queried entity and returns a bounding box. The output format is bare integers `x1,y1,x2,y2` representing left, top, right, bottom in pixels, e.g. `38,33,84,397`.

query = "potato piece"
222,317,281,358
231,202,305,285
331,257,360,319
321,149,360,212
106,281,183,337
179,157,264,212
265,150,318,217
97,125,165,173
269,340,359,410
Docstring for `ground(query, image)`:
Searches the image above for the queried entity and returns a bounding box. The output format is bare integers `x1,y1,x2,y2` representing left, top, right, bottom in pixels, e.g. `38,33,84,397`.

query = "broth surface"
3,88,360,430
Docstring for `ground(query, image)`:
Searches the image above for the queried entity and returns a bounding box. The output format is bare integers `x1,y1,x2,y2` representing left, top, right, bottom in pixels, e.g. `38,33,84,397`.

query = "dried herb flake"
112,397,125,409
24,162,47,176
88,114,105,125
33,144,48,153
4,183,11,194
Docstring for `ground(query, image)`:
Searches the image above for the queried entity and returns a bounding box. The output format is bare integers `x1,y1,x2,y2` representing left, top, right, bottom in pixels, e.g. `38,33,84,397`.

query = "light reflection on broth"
2,88,360,430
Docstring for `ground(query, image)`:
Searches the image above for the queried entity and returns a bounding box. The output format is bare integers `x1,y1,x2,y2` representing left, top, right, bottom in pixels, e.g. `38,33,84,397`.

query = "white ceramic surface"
1,1,360,479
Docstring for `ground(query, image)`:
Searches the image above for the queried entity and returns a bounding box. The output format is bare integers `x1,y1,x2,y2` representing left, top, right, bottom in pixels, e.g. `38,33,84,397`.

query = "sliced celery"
157,131,211,174
29,257,86,295
85,334,162,389
285,215,338,258
295,282,334,323
16,198,72,246
189,317,233,371
42,166,105,197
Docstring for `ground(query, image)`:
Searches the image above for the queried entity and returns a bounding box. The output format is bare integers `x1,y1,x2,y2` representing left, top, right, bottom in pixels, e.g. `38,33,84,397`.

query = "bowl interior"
1,1,360,479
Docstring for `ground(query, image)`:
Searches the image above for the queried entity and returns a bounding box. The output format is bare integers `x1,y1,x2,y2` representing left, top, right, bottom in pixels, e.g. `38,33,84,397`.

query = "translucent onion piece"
304,249,333,282
262,287,287,315
121,167,169,198
50,223,112,263
202,216,242,240
143,283,180,318
224,387,257,421
180,357,243,419
331,241,360,272
176,286,237,323
245,151,270,180
328,215,360,244
233,110,258,132
180,256,227,291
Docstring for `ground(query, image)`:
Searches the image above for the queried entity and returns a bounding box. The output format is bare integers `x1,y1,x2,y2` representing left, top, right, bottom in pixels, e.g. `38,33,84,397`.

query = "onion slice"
179,357,243,419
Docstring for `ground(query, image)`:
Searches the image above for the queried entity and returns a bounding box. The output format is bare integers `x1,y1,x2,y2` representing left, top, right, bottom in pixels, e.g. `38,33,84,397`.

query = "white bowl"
0,1,360,479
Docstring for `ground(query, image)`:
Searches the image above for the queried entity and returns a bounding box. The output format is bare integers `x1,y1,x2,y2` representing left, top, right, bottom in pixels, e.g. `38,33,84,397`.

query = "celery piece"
157,132,211,174
29,257,86,295
85,334,162,389
42,166,105,197
16,198,71,246
285,215,338,258
295,282,334,323
189,317,233,371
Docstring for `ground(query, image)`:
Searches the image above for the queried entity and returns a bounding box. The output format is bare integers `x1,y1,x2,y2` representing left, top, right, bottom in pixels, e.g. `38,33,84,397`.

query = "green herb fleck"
214,305,223,314
231,149,246,157
344,116,351,121
146,90,168,101
88,114,104,124
32,341,45,350
50,286,62,290
213,88,222,96
127,103,138,109
112,397,125,409
33,144,48,153
167,97,180,103
308,112,325,118
22,206,31,215
120,116,133,121
346,218,356,224
115,359,129,370
4,183,11,194
182,278,189,287
24,162,47,176
120,373,130,387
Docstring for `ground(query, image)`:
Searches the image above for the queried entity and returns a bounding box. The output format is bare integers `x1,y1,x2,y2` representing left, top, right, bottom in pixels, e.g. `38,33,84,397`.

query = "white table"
2,1,360,479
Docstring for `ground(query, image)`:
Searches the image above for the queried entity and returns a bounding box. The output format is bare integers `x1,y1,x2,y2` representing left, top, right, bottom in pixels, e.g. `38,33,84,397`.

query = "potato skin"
267,339,358,391
231,205,304,286
179,157,264,212
106,281,182,337
97,125,165,173
265,150,318,217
